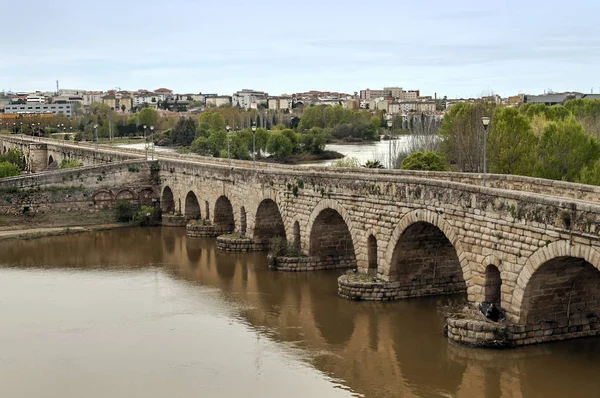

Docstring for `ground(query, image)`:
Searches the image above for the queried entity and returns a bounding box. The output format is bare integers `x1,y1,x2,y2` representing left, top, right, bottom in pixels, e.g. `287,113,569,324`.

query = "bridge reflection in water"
1,227,600,398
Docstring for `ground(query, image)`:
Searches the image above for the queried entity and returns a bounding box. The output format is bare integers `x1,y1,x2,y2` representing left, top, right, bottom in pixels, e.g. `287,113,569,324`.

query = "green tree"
172,118,197,146
536,118,600,181
59,159,83,169
578,159,600,185
267,132,293,159
440,102,496,172
0,161,21,178
298,106,324,130
137,108,159,128
488,107,538,175
199,111,226,130
0,148,26,170
401,151,449,171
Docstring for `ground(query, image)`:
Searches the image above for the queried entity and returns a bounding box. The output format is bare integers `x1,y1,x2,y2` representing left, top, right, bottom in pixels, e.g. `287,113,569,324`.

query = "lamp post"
251,122,257,167
94,124,99,151
482,116,490,187
143,125,147,159
226,124,231,167
150,126,155,160
386,115,393,169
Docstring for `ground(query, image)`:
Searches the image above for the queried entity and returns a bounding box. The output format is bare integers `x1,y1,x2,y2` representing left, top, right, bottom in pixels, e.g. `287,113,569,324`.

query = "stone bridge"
2,134,600,347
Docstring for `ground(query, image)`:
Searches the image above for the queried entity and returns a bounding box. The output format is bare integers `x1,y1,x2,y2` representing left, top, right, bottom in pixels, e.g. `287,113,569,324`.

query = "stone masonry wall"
158,157,600,327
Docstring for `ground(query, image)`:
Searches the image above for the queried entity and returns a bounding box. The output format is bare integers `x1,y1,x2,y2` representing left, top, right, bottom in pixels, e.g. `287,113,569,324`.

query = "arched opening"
293,221,301,249
368,235,378,275
115,189,135,201
48,155,54,165
184,191,201,219
389,221,465,296
253,199,285,250
309,208,356,268
214,196,234,234
161,186,175,214
485,264,502,306
520,257,600,328
240,206,247,235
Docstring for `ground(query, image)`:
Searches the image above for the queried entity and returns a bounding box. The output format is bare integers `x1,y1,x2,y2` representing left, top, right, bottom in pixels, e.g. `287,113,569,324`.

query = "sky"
1,0,598,98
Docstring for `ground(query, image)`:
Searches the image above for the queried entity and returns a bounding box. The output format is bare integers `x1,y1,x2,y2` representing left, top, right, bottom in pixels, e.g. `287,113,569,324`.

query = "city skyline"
2,0,598,97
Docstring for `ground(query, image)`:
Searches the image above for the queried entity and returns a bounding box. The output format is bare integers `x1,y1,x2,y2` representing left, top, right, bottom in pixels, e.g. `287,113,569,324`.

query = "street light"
143,125,147,159
150,126,155,160
226,124,231,167
94,124,99,151
482,116,490,187
386,115,393,169
251,122,257,167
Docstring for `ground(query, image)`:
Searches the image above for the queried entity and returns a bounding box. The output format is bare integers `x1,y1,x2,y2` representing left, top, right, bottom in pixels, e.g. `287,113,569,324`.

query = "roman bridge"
2,134,600,347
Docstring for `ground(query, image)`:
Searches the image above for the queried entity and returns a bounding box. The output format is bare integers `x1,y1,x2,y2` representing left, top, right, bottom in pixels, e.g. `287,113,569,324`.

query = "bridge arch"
115,189,136,201
161,186,175,214
253,198,286,250
513,241,600,326
214,195,235,234
184,191,201,219
383,209,467,294
307,199,357,267
48,155,54,165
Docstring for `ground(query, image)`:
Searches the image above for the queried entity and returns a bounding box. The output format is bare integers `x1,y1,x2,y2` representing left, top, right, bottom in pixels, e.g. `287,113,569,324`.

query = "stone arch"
48,155,54,165
93,190,113,209
115,189,135,201
307,199,357,268
514,241,600,325
240,206,247,235
161,186,175,214
485,265,502,306
214,195,234,234
367,234,378,275
138,188,156,206
293,221,301,249
384,209,466,295
184,191,201,219
253,199,286,250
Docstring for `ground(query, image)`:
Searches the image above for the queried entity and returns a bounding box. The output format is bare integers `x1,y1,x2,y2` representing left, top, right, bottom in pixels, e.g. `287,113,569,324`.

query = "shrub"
268,236,305,257
133,206,160,226
331,157,361,168
401,151,449,171
59,159,83,169
115,199,135,222
0,161,21,178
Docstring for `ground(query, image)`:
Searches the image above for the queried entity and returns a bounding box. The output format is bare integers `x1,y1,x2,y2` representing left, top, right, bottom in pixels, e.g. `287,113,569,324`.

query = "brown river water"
1,227,599,398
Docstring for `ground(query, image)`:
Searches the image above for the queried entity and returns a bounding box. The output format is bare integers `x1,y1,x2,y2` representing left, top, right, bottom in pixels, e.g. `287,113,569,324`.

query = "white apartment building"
232,89,268,109
83,92,104,107
4,103,76,118
206,96,232,107
26,95,47,103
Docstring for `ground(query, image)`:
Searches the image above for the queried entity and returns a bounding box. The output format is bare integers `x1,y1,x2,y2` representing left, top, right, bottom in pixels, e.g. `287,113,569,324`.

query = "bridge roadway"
2,134,600,346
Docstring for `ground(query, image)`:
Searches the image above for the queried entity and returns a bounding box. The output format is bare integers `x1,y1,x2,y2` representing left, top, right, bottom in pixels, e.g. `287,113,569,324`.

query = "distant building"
232,89,268,109
400,90,420,101
26,95,46,103
523,93,576,106
206,96,232,107
83,92,104,107
102,93,132,112
4,103,76,118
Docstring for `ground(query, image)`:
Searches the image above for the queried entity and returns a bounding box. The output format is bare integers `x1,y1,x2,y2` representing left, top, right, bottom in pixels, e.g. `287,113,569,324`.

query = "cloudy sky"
1,0,597,97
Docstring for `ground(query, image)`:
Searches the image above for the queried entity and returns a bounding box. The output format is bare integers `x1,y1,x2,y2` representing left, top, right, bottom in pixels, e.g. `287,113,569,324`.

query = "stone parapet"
186,223,218,237
446,315,600,348
216,235,255,252
338,275,466,301
268,255,355,271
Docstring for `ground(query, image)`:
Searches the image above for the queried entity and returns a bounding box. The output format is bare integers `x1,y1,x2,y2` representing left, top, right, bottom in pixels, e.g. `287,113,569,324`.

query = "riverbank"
0,210,127,241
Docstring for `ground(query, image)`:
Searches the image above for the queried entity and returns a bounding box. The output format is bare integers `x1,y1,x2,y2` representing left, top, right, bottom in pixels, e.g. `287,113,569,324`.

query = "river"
1,228,599,398
116,139,413,167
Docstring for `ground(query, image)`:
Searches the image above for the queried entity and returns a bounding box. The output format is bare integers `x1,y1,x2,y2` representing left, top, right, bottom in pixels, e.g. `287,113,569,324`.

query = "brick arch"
306,199,358,266
214,195,235,234
92,189,114,209
512,241,600,324
382,209,468,295
115,189,136,201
